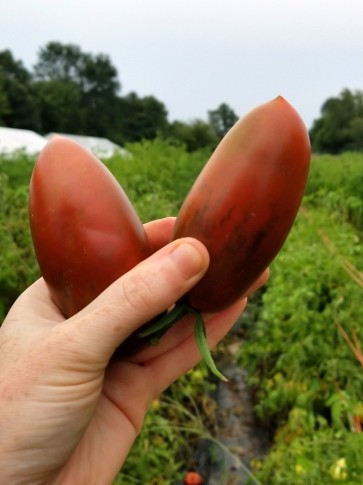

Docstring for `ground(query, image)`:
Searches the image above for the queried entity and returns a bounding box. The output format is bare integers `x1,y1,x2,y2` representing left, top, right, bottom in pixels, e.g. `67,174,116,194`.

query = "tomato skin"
29,137,151,317
173,96,311,313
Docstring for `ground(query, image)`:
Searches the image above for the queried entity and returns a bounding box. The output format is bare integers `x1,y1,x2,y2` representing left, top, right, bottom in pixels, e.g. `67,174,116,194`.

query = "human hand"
0,217,268,485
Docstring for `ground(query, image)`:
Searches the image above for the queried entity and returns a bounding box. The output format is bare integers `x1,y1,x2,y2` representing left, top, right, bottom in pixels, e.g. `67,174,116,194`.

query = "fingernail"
170,241,207,280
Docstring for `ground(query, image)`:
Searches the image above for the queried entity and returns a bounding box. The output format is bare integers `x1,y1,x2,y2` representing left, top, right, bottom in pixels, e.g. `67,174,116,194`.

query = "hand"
0,217,269,485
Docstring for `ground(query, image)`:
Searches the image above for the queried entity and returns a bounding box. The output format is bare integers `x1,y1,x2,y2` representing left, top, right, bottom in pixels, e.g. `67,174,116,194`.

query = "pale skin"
0,217,269,485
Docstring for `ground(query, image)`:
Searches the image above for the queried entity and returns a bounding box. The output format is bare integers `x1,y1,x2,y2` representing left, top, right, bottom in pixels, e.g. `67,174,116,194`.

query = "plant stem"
138,301,228,381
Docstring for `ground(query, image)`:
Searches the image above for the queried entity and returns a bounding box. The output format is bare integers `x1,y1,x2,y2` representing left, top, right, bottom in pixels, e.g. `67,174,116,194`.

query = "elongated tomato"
172,96,311,313
29,136,151,317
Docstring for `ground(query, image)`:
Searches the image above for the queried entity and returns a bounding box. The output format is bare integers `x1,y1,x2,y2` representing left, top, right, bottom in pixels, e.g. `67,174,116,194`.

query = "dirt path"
193,342,271,484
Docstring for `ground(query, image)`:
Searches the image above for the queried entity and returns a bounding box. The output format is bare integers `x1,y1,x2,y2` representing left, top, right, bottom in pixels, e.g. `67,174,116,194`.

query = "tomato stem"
138,302,189,341
193,310,228,382
138,301,228,381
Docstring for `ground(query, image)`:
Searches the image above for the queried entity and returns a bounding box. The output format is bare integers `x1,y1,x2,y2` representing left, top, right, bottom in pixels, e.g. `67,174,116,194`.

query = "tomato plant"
29,136,151,317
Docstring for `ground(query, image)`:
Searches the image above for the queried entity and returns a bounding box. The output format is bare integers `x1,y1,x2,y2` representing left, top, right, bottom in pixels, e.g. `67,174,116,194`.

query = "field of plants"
0,141,362,484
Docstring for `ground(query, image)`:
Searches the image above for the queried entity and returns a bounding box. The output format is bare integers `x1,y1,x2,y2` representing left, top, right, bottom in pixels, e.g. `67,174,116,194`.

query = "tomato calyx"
138,302,227,381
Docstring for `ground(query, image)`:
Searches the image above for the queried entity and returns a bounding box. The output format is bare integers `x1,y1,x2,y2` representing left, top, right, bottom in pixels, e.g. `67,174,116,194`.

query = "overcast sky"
1,0,363,130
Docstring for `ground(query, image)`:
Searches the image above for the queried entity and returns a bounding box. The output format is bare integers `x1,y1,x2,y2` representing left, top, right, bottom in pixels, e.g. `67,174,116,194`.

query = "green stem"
138,302,189,340
138,301,228,381
193,310,228,382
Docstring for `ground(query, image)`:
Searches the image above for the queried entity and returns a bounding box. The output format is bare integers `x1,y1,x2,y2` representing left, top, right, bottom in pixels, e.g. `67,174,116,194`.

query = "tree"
35,80,84,134
0,50,41,130
208,102,239,138
349,116,363,151
166,119,218,151
81,52,121,136
115,92,169,143
0,76,9,123
33,42,84,83
33,42,120,135
34,42,119,93
310,88,363,153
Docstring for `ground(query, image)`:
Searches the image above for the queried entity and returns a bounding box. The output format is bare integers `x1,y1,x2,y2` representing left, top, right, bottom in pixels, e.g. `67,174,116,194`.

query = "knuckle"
120,267,159,316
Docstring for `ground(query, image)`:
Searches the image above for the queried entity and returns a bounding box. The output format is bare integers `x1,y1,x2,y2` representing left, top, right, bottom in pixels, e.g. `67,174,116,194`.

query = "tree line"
309,88,363,153
0,42,238,151
1,41,363,154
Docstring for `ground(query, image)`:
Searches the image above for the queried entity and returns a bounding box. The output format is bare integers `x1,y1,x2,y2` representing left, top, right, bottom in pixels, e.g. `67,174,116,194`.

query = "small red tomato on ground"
29,136,151,317
184,470,204,485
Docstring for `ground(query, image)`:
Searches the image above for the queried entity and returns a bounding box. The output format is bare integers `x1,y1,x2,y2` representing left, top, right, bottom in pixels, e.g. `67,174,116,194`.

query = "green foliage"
35,79,84,135
1,142,363,483
164,101,239,152
240,210,362,417
208,102,239,138
0,49,41,131
34,42,120,95
0,152,35,187
33,41,121,137
166,119,219,152
239,151,363,483
115,364,216,484
115,92,169,145
254,429,363,484
103,138,209,222
0,43,170,143
0,75,9,123
306,152,363,230
0,44,237,151
0,170,39,320
310,88,363,153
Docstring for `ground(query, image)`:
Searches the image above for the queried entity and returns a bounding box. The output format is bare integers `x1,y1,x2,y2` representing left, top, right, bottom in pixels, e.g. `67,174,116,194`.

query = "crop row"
239,191,363,481
1,143,362,483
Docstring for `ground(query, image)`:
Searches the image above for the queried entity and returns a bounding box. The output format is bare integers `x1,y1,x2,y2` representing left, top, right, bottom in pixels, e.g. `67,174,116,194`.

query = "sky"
1,0,363,130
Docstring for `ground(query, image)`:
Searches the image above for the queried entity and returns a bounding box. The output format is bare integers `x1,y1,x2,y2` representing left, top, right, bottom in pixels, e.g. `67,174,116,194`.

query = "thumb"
62,238,209,363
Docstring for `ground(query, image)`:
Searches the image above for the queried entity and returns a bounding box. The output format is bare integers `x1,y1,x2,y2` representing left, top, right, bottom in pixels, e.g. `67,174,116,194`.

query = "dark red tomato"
172,96,311,313
29,136,151,317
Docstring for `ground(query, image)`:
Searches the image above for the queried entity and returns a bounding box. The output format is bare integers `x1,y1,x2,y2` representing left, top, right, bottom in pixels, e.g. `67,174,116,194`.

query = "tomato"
138,96,310,379
29,136,151,317
184,471,204,484
172,96,311,313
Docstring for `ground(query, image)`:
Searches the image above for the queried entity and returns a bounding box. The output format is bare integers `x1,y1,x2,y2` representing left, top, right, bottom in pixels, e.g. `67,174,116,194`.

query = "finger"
145,299,248,397
243,267,270,298
144,217,176,252
61,238,210,363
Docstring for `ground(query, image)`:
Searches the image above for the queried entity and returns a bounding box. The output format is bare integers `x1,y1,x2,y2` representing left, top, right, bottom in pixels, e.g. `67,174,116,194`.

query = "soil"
191,339,271,484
